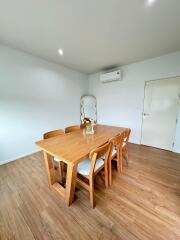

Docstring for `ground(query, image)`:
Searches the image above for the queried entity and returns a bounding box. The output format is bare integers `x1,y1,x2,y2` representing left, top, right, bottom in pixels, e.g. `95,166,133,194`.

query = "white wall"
88,52,180,152
0,45,88,164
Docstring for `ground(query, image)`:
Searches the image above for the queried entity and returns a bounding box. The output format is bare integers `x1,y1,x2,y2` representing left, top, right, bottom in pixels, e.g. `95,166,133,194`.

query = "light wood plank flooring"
0,144,180,240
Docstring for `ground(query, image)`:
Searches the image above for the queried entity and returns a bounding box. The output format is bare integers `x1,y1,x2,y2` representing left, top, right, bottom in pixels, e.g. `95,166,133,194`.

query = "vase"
85,123,94,135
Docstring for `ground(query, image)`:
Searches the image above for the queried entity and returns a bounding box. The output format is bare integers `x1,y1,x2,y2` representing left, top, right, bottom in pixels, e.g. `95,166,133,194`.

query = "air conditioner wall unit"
100,70,122,83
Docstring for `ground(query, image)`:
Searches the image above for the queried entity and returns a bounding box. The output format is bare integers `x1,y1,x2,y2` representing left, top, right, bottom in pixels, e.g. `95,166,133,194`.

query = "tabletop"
36,124,126,165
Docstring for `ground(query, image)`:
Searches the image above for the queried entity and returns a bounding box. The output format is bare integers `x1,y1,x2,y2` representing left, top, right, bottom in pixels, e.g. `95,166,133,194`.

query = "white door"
173,104,180,153
141,77,180,151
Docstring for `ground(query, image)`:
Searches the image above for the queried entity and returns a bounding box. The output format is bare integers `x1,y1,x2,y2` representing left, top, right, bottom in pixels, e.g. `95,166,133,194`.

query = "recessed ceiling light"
147,0,156,6
58,49,63,56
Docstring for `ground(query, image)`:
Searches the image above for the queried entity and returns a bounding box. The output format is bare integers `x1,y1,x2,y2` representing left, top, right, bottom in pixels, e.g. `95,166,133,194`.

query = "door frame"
140,75,180,151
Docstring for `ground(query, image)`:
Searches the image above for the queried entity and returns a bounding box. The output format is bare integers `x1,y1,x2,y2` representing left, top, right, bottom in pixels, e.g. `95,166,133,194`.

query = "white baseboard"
0,150,40,166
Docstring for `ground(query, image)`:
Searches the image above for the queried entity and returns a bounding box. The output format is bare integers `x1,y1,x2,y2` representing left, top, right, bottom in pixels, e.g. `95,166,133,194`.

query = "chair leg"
117,150,122,174
126,145,129,162
123,145,129,163
109,159,112,186
104,160,109,188
89,177,95,208
57,161,63,184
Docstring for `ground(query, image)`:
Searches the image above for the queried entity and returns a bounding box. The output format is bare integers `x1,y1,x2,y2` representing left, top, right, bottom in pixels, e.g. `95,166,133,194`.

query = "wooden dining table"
36,124,126,206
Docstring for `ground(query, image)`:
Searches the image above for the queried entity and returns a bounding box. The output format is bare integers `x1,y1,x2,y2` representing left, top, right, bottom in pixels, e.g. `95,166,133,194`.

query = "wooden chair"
109,129,131,185
43,129,64,139
65,125,80,133
122,129,131,162
76,142,112,208
43,129,65,183
109,133,124,185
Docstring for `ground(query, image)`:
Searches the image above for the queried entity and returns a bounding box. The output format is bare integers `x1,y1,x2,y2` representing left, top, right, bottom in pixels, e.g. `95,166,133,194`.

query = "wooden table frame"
43,151,78,205
36,125,126,206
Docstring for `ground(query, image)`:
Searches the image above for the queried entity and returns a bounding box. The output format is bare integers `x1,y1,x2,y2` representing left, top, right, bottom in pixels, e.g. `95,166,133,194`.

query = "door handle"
143,113,150,116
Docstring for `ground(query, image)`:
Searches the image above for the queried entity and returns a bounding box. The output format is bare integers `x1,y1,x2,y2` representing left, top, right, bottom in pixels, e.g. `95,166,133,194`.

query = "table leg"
43,151,55,186
65,163,77,206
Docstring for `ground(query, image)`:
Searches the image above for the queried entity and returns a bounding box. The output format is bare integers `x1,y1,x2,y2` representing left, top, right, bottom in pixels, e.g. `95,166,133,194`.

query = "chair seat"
112,147,117,156
77,158,104,176
122,142,126,148
112,142,126,156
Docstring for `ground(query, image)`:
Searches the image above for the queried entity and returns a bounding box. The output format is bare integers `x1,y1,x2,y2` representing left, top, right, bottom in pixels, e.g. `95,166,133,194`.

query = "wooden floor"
0,144,180,240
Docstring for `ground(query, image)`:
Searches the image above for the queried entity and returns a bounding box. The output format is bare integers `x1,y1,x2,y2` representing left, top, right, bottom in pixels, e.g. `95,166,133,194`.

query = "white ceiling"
0,0,179,74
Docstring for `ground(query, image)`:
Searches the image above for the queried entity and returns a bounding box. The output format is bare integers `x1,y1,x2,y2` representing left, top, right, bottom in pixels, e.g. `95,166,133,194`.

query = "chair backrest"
89,142,112,175
110,134,124,147
43,129,64,139
109,133,124,155
65,125,80,133
123,129,131,144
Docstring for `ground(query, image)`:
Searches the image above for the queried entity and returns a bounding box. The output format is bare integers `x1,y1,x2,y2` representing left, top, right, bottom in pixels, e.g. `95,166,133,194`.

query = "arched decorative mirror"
80,95,97,124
